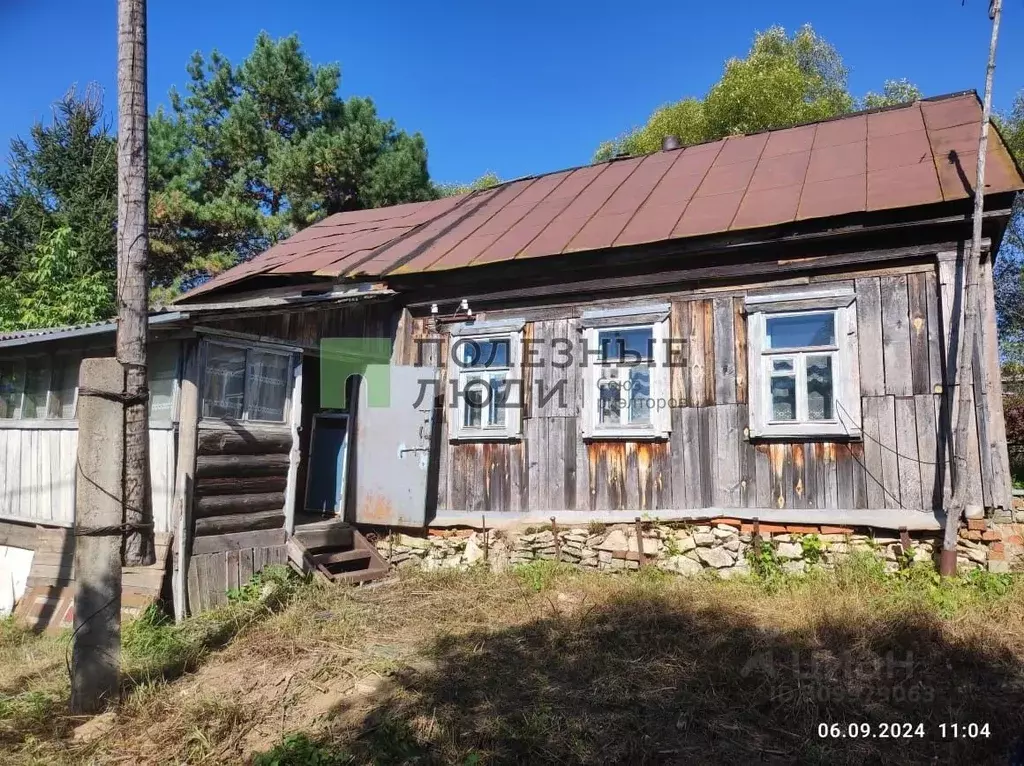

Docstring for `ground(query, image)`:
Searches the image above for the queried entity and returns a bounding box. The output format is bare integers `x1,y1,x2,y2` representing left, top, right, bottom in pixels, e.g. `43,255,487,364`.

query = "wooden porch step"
292,520,354,553
314,548,371,567
287,528,389,585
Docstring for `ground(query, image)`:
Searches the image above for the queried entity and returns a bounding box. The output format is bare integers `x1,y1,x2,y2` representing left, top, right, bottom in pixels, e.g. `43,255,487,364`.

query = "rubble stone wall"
373,517,1024,577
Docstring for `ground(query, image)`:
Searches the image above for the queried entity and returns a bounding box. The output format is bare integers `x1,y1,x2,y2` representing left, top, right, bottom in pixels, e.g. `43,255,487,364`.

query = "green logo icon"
320,338,394,408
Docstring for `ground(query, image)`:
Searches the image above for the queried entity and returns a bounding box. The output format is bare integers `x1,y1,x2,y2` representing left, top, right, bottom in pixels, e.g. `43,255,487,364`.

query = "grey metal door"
352,363,437,527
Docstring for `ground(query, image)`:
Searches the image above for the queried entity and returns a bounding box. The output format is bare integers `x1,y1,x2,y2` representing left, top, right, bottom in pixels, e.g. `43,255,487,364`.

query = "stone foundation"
374,517,1024,577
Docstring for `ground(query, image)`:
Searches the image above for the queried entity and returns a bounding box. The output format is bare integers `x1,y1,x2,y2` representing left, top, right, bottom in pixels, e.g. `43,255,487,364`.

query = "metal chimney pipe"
661,135,681,151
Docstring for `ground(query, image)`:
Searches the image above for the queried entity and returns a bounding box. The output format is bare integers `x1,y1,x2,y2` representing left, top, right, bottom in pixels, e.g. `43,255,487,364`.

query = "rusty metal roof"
182,92,1024,301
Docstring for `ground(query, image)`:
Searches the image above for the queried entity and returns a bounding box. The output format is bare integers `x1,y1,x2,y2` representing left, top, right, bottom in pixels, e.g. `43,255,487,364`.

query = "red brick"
962,530,983,541
989,549,1006,561
787,525,821,535
710,517,743,528
821,526,855,535
755,524,789,535
1008,535,1024,546
989,542,1005,554
981,530,1001,542
967,519,987,531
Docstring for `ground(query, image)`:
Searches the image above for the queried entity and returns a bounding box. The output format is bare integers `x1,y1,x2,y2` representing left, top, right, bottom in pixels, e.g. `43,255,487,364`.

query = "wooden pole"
117,0,154,566
70,359,125,713
170,344,199,621
634,517,646,569
942,0,1003,576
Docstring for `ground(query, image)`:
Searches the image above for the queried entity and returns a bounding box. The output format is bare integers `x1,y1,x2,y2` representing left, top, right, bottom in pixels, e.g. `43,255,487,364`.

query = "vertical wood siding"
419,260,1004,515
0,427,176,531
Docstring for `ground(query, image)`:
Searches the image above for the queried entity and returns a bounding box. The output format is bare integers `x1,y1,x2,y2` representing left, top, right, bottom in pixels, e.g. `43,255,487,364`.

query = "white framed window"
201,339,293,423
746,290,861,439
582,311,671,440
448,323,523,440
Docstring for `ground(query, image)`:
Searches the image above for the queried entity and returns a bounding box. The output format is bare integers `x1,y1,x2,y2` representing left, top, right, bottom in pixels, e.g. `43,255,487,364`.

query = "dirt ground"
4,560,1024,765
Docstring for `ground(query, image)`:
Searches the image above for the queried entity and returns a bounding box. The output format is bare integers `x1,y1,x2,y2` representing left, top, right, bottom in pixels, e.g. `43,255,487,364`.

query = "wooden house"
1,92,1022,619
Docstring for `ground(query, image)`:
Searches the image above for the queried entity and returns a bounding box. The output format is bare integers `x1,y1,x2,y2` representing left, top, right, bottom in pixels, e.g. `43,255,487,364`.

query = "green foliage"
253,733,349,766
514,560,573,592
434,171,501,198
0,86,116,281
993,91,1024,360
798,534,824,566
862,78,923,110
595,25,918,161
0,226,114,331
149,32,435,294
746,538,783,584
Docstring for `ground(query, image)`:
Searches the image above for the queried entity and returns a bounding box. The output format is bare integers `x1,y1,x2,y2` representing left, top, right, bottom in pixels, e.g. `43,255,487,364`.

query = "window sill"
449,432,522,443
584,429,669,442
198,418,290,430
749,423,862,441
0,419,79,430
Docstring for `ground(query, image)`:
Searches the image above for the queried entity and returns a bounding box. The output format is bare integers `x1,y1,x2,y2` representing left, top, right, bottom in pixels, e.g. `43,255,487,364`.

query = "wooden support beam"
171,343,199,621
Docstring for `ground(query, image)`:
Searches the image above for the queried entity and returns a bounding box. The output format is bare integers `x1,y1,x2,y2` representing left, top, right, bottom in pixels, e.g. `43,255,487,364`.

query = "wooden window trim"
199,338,295,425
746,303,862,440
447,329,523,441
582,319,671,441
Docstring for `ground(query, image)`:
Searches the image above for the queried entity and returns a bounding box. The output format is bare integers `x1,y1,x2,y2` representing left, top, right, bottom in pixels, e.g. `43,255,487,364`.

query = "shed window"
201,341,292,423
148,343,180,425
746,293,861,439
449,330,522,440
0,356,79,421
582,317,671,439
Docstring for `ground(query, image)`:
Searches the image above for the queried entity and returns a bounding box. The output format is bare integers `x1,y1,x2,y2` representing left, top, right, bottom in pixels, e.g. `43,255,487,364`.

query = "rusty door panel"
352,364,437,527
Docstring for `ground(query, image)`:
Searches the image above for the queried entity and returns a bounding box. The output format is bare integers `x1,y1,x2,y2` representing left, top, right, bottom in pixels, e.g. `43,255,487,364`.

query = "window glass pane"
628,365,651,424
246,351,290,422
598,368,623,425
489,373,508,427
770,374,797,421
202,344,246,419
463,376,487,428
48,355,80,419
766,313,835,349
149,343,179,424
806,355,834,420
771,358,794,372
0,360,24,419
598,328,653,363
21,361,50,419
460,338,509,369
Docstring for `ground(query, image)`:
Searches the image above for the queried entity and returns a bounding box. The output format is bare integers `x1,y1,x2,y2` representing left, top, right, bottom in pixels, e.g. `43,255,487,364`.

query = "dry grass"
3,557,1024,764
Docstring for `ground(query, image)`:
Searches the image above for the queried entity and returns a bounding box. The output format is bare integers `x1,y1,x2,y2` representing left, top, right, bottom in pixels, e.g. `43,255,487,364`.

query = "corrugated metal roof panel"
177,92,1024,302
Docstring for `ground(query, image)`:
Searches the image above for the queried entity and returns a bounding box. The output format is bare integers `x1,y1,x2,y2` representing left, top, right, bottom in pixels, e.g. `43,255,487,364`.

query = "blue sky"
1,1,1022,184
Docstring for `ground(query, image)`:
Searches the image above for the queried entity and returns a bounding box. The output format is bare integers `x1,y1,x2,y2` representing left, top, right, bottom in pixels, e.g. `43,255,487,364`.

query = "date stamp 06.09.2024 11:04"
817,722,992,740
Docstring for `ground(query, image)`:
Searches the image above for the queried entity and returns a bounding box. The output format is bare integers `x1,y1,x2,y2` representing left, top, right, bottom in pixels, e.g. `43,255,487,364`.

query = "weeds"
253,733,349,766
746,537,783,584
798,533,824,565
514,560,575,592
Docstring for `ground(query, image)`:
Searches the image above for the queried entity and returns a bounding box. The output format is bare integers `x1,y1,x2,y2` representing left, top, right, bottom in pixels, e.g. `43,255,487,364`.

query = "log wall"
192,424,292,537
400,256,1009,517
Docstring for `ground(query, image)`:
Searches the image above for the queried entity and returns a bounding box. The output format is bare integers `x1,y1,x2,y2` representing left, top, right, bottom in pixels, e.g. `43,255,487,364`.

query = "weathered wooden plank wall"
202,299,396,349
414,259,1004,516
0,427,176,531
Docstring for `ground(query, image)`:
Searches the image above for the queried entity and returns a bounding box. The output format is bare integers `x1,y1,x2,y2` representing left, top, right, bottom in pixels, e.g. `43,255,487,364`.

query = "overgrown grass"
0,565,301,752
4,560,1024,764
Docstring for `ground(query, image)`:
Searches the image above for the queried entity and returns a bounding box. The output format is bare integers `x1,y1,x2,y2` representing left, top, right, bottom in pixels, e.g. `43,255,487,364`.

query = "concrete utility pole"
70,359,125,713
117,0,155,567
941,0,1003,576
